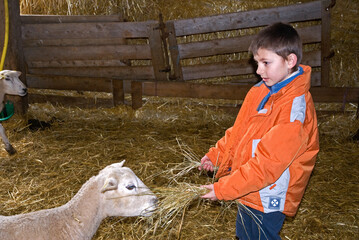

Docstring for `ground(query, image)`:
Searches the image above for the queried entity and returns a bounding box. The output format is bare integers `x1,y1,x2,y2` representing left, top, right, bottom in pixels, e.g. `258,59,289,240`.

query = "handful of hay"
138,182,208,239
166,138,203,183
148,137,218,185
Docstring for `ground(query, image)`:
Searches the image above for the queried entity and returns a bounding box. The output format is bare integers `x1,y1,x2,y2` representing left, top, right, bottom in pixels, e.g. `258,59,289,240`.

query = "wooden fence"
21,14,167,109
1,0,358,111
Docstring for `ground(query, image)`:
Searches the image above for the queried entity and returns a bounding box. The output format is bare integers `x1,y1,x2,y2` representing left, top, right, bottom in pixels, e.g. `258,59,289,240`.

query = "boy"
198,22,319,239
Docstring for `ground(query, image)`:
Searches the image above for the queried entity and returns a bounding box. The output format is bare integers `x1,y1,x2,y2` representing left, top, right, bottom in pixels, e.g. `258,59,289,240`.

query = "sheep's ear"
14,71,21,77
118,160,125,168
101,177,118,193
0,70,7,79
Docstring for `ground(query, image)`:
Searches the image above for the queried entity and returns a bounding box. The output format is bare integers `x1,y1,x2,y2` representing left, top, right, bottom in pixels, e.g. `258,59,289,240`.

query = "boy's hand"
200,184,218,201
198,155,214,172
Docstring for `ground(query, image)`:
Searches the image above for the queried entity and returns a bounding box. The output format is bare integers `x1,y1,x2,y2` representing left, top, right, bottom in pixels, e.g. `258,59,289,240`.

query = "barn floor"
0,97,358,240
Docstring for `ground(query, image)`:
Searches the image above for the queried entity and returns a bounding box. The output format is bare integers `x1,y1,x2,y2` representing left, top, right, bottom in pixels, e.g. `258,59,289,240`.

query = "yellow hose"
0,0,9,71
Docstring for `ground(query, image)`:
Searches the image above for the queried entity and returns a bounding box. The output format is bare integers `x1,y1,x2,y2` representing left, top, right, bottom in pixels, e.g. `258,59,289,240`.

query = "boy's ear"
287,53,298,69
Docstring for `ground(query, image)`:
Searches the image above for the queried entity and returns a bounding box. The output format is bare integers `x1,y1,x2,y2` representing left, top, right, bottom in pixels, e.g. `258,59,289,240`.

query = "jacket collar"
257,66,305,111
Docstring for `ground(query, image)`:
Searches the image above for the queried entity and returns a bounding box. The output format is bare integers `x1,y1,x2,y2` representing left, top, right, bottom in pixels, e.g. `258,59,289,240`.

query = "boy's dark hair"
249,22,302,71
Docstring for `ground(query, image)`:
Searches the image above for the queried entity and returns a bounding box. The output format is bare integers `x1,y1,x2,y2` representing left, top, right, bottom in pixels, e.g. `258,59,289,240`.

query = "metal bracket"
326,0,336,11
324,50,335,61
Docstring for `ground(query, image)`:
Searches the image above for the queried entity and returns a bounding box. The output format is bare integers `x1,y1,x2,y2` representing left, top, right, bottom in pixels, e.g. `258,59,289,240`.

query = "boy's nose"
256,66,263,76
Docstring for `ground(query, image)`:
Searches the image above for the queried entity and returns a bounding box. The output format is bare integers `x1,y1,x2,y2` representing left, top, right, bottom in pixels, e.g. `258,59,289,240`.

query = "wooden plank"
28,94,113,108
311,71,321,87
180,50,320,81
21,14,124,24
178,25,321,60
311,87,359,103
148,23,167,81
170,1,322,36
320,0,332,87
27,59,130,68
297,25,321,43
26,74,113,92
23,44,152,62
141,82,359,104
302,50,321,67
23,38,130,47
179,35,254,59
166,21,183,81
143,82,252,100
28,84,359,108
182,60,254,81
21,21,156,40
228,70,321,87
28,66,155,80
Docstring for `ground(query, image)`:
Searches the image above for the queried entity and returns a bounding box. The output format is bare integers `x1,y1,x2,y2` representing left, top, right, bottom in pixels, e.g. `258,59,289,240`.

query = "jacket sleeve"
213,120,311,201
206,86,257,167
206,127,233,166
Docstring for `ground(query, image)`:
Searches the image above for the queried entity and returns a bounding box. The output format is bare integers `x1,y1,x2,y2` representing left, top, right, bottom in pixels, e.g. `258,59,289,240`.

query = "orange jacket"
206,65,319,216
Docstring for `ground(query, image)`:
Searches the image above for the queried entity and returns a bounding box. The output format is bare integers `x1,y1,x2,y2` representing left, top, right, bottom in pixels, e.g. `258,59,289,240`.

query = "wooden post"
0,0,27,114
131,81,142,109
166,21,183,81
320,0,334,87
112,79,124,106
149,21,168,81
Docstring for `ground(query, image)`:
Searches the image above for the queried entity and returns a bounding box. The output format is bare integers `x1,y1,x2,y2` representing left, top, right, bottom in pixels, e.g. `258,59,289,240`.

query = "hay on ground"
0,97,358,239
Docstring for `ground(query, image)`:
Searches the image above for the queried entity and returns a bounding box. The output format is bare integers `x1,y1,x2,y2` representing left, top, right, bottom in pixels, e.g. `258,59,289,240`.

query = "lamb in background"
0,70,27,155
0,160,158,240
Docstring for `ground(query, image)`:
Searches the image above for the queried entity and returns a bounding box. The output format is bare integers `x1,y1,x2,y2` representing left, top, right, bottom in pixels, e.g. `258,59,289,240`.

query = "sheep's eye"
5,77,11,81
126,185,136,190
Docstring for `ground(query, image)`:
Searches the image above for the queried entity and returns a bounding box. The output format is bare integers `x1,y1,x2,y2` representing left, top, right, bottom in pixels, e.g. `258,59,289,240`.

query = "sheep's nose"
22,88,28,94
152,197,159,206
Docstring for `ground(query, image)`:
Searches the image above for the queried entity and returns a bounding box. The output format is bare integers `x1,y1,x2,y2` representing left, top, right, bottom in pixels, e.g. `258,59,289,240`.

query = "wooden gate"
20,15,167,108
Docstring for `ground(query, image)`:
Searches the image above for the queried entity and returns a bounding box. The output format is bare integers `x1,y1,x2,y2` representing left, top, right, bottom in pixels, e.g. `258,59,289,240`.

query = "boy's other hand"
200,184,218,201
198,155,214,172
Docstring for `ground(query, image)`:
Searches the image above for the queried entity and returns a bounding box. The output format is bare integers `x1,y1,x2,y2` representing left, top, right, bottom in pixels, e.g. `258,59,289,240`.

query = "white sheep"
0,70,27,155
0,160,158,240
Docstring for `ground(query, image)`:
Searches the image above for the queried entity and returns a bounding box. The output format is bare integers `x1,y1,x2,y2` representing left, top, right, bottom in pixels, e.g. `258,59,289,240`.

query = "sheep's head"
99,160,157,217
0,70,27,97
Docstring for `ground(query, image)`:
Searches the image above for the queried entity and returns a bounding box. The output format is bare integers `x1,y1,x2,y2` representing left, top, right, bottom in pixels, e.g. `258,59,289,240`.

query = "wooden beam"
23,38,133,48
26,74,113,92
178,25,321,60
131,81,143,109
139,81,359,103
169,1,322,36
148,23,167,81
28,94,113,108
112,79,124,106
21,14,124,24
310,87,359,103
182,59,254,81
21,21,157,40
166,21,183,81
27,59,130,68
27,66,155,80
142,82,251,100
23,44,152,62
320,0,333,87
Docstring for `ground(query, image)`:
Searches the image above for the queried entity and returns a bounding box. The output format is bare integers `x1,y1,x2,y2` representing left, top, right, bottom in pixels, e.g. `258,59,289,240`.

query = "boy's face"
254,48,296,87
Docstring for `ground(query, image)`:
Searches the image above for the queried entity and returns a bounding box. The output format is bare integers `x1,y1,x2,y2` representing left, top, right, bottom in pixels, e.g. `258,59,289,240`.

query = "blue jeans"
236,205,285,240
